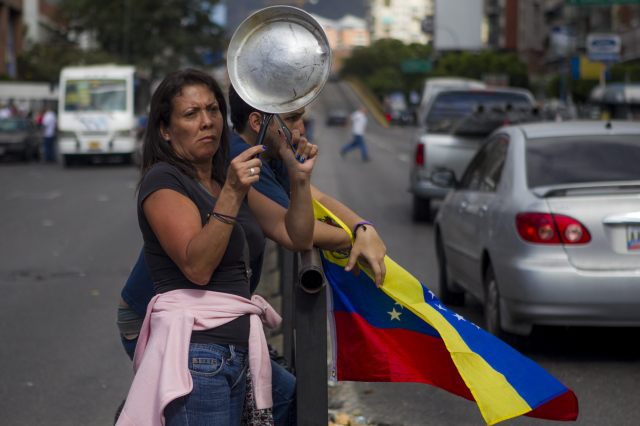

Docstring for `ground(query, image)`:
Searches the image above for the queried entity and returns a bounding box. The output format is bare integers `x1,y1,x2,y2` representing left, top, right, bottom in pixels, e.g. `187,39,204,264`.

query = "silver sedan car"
433,121,640,338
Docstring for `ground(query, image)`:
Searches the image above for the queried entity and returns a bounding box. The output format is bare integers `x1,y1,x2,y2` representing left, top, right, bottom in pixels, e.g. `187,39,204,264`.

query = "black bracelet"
353,220,374,240
207,212,237,225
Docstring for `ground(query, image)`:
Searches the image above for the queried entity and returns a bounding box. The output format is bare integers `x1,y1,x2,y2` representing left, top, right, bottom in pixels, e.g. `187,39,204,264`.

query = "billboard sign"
434,0,483,51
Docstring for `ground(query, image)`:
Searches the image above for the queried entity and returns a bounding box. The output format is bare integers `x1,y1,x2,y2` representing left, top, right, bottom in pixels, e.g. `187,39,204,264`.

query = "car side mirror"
431,169,457,188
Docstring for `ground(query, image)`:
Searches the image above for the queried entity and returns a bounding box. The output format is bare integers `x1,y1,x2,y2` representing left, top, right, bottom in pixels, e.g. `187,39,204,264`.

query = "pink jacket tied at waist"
116,289,282,426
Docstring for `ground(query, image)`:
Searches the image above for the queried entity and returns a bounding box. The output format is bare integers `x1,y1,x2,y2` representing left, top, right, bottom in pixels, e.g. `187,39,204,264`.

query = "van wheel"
412,195,432,222
435,234,464,306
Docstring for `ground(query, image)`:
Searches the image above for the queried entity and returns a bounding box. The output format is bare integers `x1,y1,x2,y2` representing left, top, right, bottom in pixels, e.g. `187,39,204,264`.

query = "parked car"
433,120,640,339
409,87,536,222
326,108,348,126
0,117,41,161
588,83,640,120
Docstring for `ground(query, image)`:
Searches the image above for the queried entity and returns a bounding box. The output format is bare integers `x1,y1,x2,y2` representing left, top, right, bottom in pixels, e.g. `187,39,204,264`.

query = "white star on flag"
388,308,402,321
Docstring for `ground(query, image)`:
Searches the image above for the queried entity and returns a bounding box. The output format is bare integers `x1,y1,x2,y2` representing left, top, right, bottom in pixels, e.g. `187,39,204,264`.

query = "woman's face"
161,84,223,164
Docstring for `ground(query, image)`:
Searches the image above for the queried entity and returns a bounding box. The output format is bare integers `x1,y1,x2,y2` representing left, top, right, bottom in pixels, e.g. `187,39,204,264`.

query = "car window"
478,137,509,192
526,135,640,187
424,91,532,134
0,119,24,132
459,135,509,192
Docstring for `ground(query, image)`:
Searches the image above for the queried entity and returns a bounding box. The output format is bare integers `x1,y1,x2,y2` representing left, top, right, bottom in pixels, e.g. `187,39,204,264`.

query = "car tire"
435,234,464,306
483,264,521,343
412,195,432,222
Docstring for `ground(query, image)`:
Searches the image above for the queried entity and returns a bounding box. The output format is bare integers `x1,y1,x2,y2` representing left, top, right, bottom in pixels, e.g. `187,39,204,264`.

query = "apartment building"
367,0,433,45
0,0,23,78
312,13,370,72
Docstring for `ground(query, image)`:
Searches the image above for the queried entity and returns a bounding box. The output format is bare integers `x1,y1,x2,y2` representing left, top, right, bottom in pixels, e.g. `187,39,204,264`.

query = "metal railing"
278,247,328,425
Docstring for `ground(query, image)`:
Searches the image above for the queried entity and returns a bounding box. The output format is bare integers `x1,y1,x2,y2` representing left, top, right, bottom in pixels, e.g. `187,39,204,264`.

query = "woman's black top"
138,162,265,346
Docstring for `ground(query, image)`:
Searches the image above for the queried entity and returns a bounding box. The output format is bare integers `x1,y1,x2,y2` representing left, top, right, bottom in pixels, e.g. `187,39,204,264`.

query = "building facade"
312,13,370,73
0,0,23,78
367,0,433,45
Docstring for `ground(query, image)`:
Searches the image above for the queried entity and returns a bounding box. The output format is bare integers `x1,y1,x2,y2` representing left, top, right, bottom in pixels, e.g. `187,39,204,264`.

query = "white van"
57,64,150,166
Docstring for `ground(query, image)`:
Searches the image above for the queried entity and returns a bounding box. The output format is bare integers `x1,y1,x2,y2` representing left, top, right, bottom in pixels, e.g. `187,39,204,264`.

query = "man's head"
228,84,306,151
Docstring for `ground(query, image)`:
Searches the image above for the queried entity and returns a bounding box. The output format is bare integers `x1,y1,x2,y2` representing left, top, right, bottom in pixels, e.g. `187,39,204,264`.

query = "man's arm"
311,185,387,287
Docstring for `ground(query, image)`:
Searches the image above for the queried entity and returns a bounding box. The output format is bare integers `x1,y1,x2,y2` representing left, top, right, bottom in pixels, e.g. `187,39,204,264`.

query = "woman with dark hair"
116,68,318,426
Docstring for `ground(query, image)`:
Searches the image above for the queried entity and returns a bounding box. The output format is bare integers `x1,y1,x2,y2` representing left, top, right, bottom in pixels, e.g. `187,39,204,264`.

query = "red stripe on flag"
334,312,473,400
526,389,579,421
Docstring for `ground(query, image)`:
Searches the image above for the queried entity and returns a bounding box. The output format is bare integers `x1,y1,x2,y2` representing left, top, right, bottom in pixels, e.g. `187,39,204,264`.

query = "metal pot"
227,5,332,114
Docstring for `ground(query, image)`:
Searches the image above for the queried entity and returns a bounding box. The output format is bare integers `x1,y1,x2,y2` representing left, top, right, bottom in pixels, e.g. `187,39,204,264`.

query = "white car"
434,121,640,338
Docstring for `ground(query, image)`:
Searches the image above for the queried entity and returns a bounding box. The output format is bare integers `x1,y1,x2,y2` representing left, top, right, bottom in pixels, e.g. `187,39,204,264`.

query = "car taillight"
415,144,424,166
515,213,591,245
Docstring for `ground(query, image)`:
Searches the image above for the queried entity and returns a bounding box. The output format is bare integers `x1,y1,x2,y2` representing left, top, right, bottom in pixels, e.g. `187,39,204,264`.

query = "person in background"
340,105,370,162
0,102,13,119
117,68,320,425
41,103,57,163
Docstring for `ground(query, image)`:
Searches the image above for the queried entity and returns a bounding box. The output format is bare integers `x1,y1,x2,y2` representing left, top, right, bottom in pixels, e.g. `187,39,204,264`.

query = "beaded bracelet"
352,220,374,239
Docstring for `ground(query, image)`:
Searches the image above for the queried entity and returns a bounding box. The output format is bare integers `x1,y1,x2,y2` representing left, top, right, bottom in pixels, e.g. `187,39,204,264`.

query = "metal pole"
295,249,328,425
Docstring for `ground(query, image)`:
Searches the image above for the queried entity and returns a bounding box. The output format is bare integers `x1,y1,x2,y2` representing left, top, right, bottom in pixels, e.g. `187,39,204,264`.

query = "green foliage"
17,36,116,82
610,62,640,82
341,40,531,99
341,39,432,98
56,0,225,79
432,51,529,88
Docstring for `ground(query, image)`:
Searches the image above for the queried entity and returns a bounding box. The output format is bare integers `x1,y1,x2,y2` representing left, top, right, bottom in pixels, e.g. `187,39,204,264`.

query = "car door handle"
458,201,469,213
479,205,488,216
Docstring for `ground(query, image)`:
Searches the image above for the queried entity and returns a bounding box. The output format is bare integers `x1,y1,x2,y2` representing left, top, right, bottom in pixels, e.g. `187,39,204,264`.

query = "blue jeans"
120,335,297,425
271,359,296,425
341,134,369,161
43,136,56,162
164,343,248,426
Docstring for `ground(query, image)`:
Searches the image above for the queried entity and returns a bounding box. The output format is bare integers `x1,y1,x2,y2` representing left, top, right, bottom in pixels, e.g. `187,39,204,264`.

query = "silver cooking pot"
227,6,331,147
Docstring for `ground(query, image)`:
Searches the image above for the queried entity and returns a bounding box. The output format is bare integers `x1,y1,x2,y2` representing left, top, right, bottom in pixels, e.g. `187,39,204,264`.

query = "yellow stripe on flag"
313,199,532,425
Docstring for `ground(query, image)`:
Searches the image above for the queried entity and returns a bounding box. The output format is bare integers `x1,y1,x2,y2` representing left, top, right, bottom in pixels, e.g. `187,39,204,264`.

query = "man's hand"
344,225,387,287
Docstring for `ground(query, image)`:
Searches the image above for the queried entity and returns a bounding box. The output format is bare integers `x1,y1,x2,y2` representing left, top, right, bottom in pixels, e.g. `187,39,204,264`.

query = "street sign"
401,59,432,74
586,33,621,63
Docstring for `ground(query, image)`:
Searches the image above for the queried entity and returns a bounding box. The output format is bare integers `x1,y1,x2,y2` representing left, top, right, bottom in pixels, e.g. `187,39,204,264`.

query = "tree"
18,34,116,82
433,51,529,88
57,0,226,79
341,39,432,98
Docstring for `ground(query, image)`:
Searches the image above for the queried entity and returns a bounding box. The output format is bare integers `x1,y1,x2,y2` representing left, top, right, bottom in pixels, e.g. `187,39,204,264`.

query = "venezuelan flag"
313,200,578,425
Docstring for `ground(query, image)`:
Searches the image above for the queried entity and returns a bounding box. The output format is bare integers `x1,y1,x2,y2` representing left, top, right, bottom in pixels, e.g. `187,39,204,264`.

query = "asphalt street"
0,81,639,425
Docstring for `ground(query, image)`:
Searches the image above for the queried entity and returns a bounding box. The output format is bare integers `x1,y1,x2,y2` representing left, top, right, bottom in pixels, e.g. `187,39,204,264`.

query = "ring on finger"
249,167,255,176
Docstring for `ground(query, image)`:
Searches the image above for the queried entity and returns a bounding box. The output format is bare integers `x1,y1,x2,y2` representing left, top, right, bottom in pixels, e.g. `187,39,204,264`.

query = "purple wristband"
353,220,374,238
